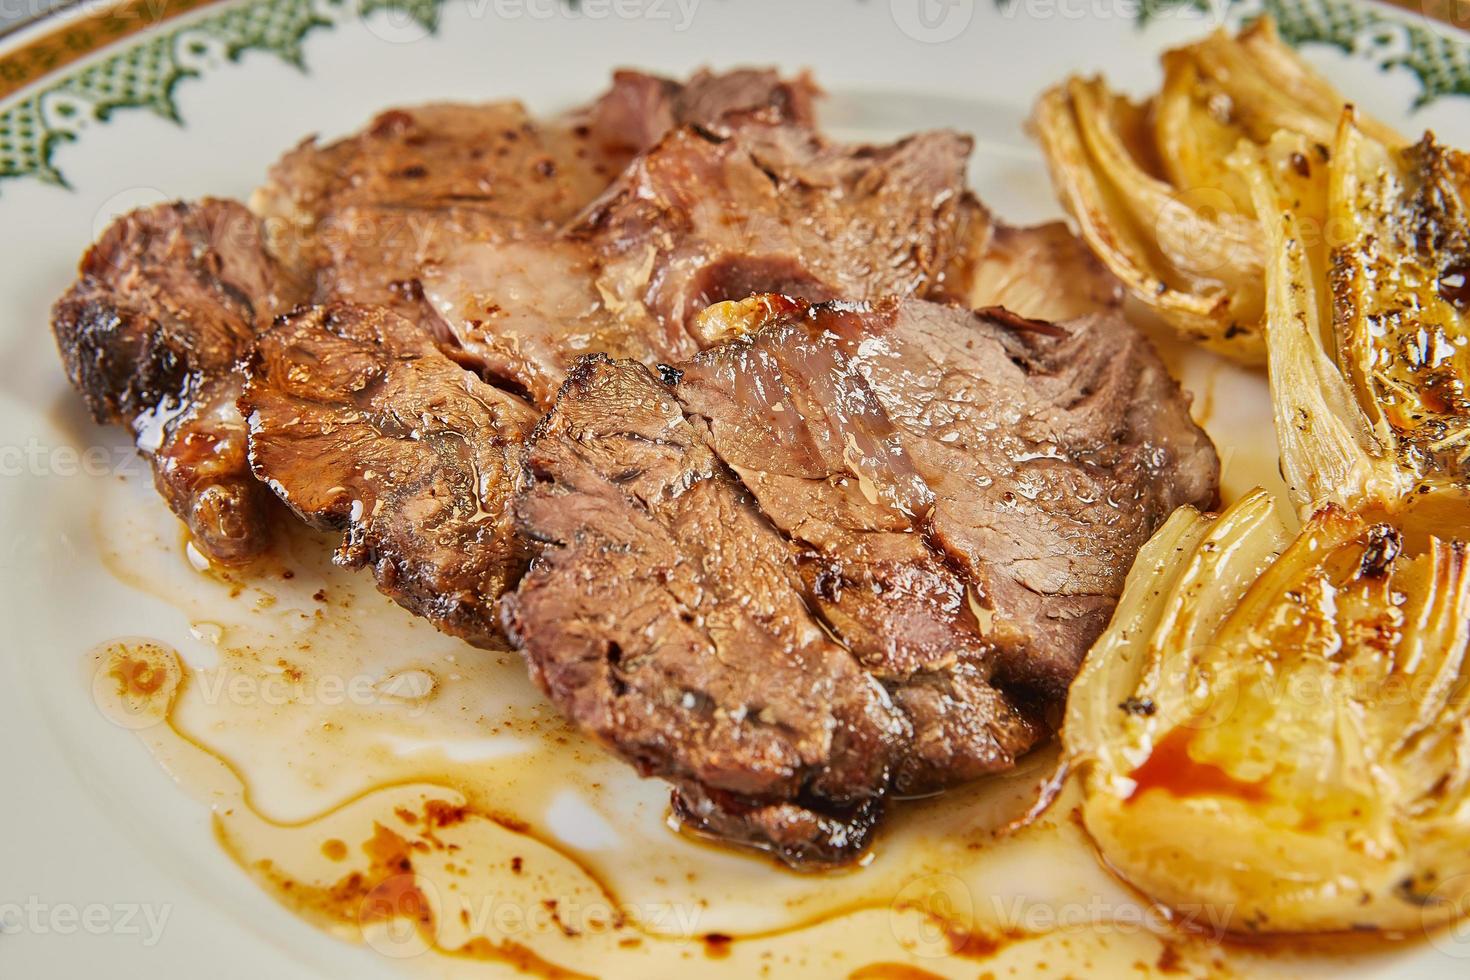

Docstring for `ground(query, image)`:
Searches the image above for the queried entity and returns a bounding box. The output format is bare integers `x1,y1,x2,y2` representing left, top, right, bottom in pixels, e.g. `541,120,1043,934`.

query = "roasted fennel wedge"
1032,17,1398,363
1065,105,1470,936
1065,488,1470,934
1235,114,1470,537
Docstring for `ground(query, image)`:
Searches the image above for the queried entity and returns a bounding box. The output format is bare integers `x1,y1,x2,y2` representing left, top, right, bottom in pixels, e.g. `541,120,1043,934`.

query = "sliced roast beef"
570,67,818,164
51,199,304,563
575,113,977,338
503,296,1218,865
692,295,1220,694
419,235,679,407
502,355,910,841
253,69,818,329
423,119,979,406
252,101,606,306
241,305,538,645
253,116,987,646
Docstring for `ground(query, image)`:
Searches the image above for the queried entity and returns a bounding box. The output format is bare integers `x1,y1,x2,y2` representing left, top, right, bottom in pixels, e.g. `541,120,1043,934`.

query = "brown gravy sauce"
1124,729,1268,807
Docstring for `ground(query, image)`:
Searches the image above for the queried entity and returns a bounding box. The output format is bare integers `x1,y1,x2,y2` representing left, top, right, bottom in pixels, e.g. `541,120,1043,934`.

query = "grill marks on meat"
51,199,303,563
577,116,977,341
504,296,1219,865
242,305,538,645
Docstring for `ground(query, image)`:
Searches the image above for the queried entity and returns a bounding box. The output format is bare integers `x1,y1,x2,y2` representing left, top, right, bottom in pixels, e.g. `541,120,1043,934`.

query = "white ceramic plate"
3,0,1469,977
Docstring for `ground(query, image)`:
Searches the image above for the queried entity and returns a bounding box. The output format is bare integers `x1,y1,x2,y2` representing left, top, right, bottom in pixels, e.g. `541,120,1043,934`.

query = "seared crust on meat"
424,115,981,407
670,783,883,868
241,304,539,645
51,198,303,562
253,69,820,304
503,297,1219,865
251,70,827,407
576,67,818,160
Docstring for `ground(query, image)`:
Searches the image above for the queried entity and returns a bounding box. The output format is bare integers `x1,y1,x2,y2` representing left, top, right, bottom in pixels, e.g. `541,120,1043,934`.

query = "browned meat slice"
251,101,601,350
241,305,538,645
967,220,1122,321
51,199,303,563
254,69,818,317
571,67,818,165
421,236,679,406
695,295,1220,695
503,354,909,862
252,101,608,287
671,785,882,868
673,306,1043,795
503,296,1218,865
577,115,977,339
423,120,978,406
233,69,829,632
243,126,994,640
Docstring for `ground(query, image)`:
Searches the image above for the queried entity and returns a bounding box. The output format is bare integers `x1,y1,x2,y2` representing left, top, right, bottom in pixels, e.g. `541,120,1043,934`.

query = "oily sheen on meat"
51,199,305,563
503,296,1218,865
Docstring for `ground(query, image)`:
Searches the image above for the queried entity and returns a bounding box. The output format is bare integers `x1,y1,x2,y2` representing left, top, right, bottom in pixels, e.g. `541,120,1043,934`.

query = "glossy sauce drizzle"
1125,729,1269,806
